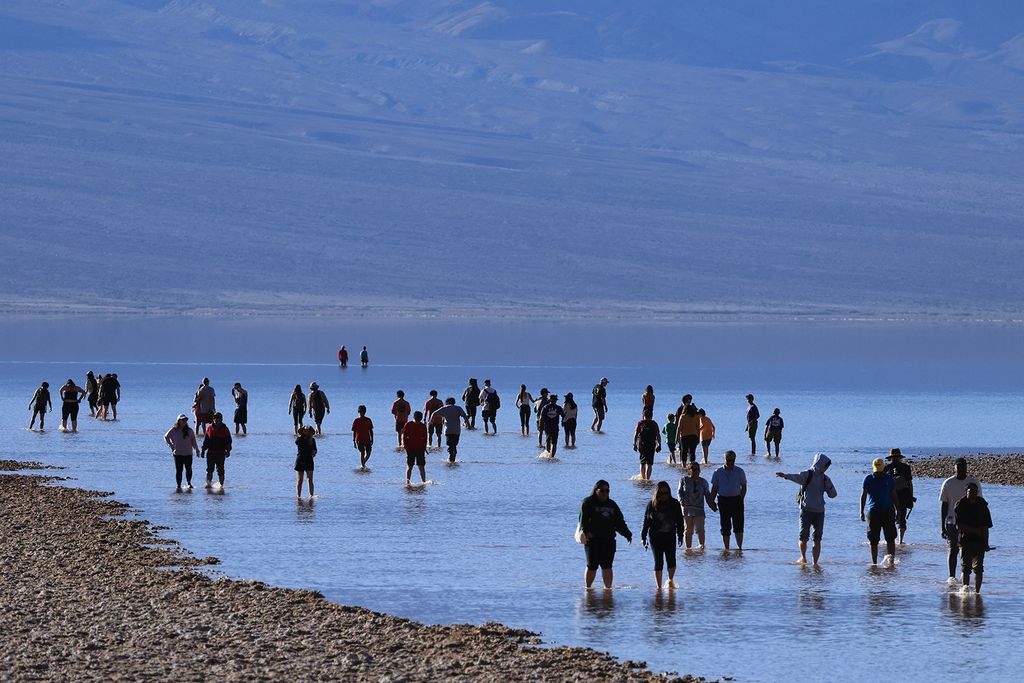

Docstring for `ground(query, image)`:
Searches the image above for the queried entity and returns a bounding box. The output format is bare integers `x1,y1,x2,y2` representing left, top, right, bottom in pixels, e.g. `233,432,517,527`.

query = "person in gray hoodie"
776,453,838,566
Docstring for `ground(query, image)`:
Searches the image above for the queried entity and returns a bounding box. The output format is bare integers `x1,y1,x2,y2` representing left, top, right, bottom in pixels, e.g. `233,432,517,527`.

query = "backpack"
797,470,813,507
489,390,500,410
638,420,659,448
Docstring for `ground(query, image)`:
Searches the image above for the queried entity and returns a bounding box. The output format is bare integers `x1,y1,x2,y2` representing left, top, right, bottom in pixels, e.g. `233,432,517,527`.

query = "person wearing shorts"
352,405,374,470
633,409,661,480
294,425,317,497
516,385,535,437
288,384,306,434
308,383,331,435
884,448,914,543
777,453,837,566
939,458,982,582
562,393,579,448
434,398,469,463
100,373,121,420
578,480,632,589
662,413,678,464
201,412,232,489
532,388,550,447
861,458,898,566
402,411,428,485
424,390,444,447
462,378,480,430
955,482,992,593
679,462,717,551
195,378,216,434
85,371,99,416
590,378,609,432
745,394,760,456
539,395,564,457
697,408,715,464
641,481,684,589
231,383,248,435
59,379,85,433
391,390,411,446
710,451,747,551
479,380,499,434
28,382,51,431
675,403,700,464
764,408,784,458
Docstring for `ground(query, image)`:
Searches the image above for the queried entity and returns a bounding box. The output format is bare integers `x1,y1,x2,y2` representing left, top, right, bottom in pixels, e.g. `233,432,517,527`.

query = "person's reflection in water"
797,589,826,612
946,593,986,625
295,496,315,524
653,588,677,615
583,588,616,619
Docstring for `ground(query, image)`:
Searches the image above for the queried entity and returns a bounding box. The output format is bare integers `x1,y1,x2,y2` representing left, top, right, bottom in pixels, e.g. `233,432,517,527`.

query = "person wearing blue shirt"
710,450,747,552
860,458,898,566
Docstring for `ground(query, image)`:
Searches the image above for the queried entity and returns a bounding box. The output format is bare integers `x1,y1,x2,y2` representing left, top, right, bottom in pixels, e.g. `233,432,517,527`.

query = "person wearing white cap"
860,457,898,566
590,377,609,432
164,414,200,490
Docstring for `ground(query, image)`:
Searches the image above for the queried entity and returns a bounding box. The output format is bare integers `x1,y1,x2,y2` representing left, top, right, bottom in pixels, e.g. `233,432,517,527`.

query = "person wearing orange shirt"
698,408,715,465
391,390,412,447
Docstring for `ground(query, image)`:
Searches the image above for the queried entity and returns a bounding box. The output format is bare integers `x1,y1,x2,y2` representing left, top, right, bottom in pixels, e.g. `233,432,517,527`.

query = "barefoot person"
307,383,331,435
641,481,684,589
231,383,248,435
641,385,656,414
28,382,51,431
391,390,411,447
860,458,898,566
480,380,500,434
663,413,678,465
764,408,784,459
84,371,99,416
679,462,717,551
578,480,632,589
99,373,121,420
360,346,369,368
338,345,349,368
777,453,838,566
434,397,469,463
59,379,85,432
352,405,374,470
402,411,428,485
633,409,661,480
939,458,982,584
562,393,579,449
955,482,992,593
590,377,609,432
675,403,700,465
201,412,233,490
164,414,199,490
698,408,715,464
745,394,760,456
295,425,317,497
516,384,534,436
462,378,480,430
194,378,216,435
710,450,746,551
539,395,564,457
532,388,550,447
424,390,444,448
288,384,306,434
884,448,915,544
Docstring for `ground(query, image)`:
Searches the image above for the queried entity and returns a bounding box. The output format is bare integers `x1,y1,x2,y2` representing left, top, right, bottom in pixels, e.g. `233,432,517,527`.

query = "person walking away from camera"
516,385,534,436
288,384,306,434
201,412,233,489
98,373,120,420
579,480,632,589
764,408,784,458
360,346,369,368
28,382,52,431
861,458,898,566
391,390,411,447
194,378,216,435
642,385,656,414
533,388,550,447
84,371,99,417
231,383,248,435
462,378,481,430
540,395,564,456
633,409,661,481
777,453,837,566
308,382,331,435
424,390,444,448
939,458,982,583
352,405,374,470
563,393,579,448
955,482,992,593
641,481,684,589
663,413,678,464
710,450,746,551
338,345,349,368
164,414,199,490
480,380,500,434
745,394,760,456
295,425,317,497
676,404,700,464
698,409,715,464
590,377,609,432
59,379,85,432
434,398,469,463
679,462,717,551
403,411,428,485
884,448,914,544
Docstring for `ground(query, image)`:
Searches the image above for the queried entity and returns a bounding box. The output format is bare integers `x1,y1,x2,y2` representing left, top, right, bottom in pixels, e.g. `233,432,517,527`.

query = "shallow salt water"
3,361,1022,682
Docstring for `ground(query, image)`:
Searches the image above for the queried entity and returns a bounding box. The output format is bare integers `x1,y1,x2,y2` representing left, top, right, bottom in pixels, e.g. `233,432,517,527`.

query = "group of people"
337,345,369,368
26,372,121,433
578,451,993,594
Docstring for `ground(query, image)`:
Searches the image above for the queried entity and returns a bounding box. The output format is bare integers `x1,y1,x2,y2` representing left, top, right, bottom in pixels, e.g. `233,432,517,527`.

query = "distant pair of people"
459,380,500,434
289,383,331,435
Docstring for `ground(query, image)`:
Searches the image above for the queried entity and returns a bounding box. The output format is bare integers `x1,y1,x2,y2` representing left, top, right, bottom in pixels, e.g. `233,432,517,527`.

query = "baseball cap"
872,458,885,472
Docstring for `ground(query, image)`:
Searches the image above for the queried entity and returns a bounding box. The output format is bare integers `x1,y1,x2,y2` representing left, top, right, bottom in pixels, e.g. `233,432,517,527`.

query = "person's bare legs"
654,569,663,589
417,464,426,483
774,441,780,458
307,472,314,497
667,565,676,587
112,403,117,420
735,532,743,551
798,540,808,564
870,541,879,564
722,534,731,550
71,415,78,433
405,463,413,484
296,472,303,497
885,539,896,564
585,568,597,588
701,442,710,463
812,539,821,565
601,568,613,588
765,439,772,458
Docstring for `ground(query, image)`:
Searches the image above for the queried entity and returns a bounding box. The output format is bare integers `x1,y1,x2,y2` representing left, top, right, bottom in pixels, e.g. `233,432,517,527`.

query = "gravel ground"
0,462,705,682
911,453,1024,487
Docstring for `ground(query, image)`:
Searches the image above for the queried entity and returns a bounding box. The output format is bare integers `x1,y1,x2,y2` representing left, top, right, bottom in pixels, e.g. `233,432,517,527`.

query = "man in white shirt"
939,457,982,583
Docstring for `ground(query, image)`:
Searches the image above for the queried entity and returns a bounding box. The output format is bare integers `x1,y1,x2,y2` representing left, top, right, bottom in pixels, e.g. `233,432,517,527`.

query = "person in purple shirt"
745,394,760,456
860,458,898,566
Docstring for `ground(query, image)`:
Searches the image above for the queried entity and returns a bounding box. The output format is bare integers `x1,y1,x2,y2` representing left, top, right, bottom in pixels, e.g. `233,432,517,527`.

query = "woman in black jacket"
641,480,685,589
578,479,632,589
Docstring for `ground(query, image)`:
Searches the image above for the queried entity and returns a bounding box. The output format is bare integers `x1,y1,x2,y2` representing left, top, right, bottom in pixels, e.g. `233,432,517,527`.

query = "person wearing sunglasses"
578,480,632,589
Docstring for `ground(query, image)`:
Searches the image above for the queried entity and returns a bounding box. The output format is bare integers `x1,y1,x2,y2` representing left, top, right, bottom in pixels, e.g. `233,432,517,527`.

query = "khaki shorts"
684,515,705,537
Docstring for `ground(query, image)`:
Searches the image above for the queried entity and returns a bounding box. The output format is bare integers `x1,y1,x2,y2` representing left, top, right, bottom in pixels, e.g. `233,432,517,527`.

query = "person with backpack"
590,377,609,432
288,384,306,434
640,481,684,589
562,393,579,449
360,346,369,367
940,458,982,584
745,394,760,456
539,394,564,457
633,409,661,480
201,412,233,490
764,408,784,458
480,379,499,434
28,381,52,431
679,462,717,551
462,378,481,430
516,384,535,437
776,453,838,566
307,382,331,435
391,390,411,447
884,448,915,544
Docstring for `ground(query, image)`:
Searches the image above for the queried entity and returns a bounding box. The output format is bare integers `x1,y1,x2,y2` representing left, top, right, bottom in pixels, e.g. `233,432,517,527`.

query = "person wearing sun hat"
883,448,915,544
860,457,898,566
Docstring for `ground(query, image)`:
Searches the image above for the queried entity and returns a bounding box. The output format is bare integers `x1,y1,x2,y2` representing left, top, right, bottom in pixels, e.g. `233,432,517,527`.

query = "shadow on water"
295,497,315,523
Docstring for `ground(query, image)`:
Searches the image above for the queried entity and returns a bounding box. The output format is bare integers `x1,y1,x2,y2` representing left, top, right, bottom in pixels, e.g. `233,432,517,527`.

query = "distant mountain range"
1,1,1022,321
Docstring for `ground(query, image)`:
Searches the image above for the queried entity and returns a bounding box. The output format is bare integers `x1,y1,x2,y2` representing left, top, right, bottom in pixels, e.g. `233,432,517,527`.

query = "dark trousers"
174,455,193,486
718,495,744,536
446,433,460,462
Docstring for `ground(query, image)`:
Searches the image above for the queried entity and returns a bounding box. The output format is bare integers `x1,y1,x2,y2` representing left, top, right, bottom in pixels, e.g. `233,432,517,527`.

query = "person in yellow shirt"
698,408,715,464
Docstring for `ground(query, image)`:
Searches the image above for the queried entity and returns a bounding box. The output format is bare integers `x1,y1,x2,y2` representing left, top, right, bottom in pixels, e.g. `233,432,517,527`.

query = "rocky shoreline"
911,453,1024,487
0,462,704,682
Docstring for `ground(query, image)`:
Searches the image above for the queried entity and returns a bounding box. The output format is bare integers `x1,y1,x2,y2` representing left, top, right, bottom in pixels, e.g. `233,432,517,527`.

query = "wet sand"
912,454,1024,487
0,461,703,682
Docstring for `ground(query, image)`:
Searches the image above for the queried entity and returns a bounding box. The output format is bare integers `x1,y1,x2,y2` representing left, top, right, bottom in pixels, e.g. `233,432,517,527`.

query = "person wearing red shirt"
423,390,444,448
391,390,412,447
351,405,374,470
402,411,429,485
338,346,348,368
